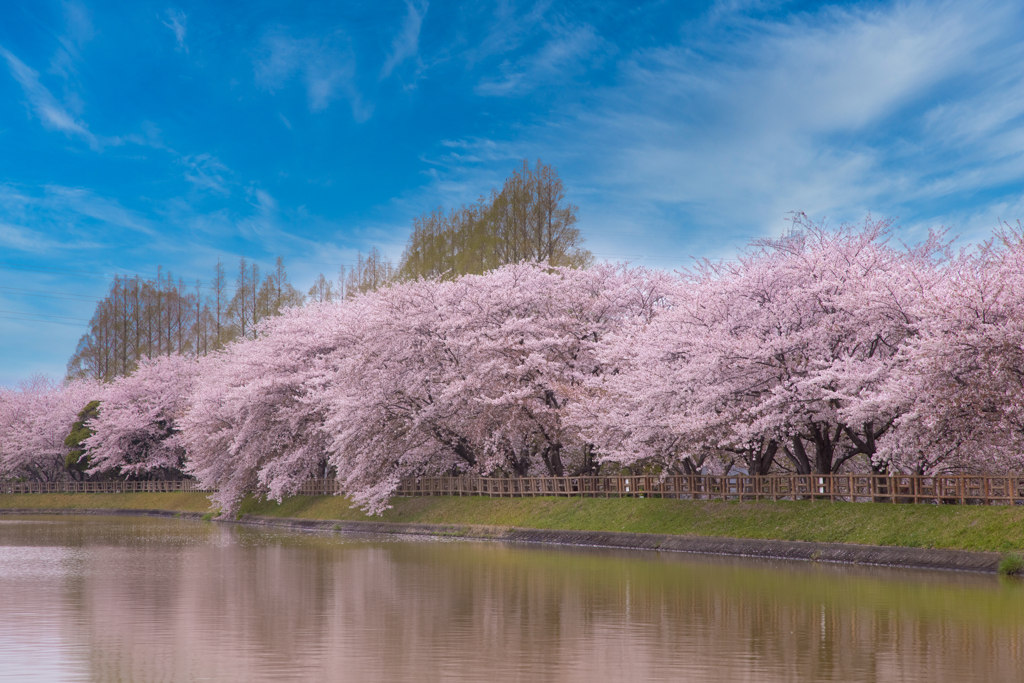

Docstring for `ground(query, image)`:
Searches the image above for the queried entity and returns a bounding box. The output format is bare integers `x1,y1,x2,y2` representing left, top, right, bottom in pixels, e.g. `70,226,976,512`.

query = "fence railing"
394,474,1024,505
294,479,343,496
0,479,215,494
4,474,1024,505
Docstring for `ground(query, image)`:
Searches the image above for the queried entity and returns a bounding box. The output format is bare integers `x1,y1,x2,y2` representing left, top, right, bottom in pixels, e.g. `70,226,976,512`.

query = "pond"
0,515,1021,682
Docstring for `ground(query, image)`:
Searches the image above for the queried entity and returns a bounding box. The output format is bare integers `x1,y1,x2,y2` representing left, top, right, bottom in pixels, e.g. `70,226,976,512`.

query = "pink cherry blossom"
6,218,1023,508
0,376,101,481
876,224,1024,474
85,354,200,478
574,216,948,476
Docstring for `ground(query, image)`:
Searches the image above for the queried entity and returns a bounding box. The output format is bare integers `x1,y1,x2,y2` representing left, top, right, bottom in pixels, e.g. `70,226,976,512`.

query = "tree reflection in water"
0,516,1021,683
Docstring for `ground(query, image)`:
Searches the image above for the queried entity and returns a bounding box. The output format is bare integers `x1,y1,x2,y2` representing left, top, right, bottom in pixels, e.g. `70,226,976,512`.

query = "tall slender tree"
399,160,591,281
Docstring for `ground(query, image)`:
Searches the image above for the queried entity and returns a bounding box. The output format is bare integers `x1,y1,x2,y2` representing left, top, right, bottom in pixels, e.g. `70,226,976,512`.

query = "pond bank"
1,492,1021,573
236,514,1005,573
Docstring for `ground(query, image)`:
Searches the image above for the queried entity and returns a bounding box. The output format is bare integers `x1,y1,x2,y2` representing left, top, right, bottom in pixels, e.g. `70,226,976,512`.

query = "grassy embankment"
3,491,1024,554
0,492,214,513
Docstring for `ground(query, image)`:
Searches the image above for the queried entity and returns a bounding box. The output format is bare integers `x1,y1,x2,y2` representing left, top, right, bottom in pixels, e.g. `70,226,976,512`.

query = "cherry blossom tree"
575,217,945,477
181,301,352,512
877,225,1024,474
0,376,102,481
313,262,672,512
181,261,669,514
84,354,200,479
8,217,1024,512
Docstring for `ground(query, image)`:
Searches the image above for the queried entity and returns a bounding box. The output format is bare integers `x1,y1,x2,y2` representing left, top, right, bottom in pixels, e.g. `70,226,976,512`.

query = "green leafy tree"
64,400,101,476
399,160,592,281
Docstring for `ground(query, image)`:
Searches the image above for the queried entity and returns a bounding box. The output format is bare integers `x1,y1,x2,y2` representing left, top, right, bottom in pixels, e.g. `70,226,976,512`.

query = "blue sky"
2,0,1023,385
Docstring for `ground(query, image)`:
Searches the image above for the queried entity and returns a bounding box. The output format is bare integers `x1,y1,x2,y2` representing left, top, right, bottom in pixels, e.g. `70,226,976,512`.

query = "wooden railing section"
394,474,1024,505
4,474,1024,504
0,480,214,494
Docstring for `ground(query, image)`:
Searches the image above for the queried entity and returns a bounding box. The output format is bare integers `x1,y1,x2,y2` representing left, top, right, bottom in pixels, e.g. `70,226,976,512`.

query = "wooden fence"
0,479,214,494
394,474,1024,505
4,474,1024,505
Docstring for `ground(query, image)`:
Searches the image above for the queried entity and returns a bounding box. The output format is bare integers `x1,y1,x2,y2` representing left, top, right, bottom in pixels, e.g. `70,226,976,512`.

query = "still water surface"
0,515,1022,682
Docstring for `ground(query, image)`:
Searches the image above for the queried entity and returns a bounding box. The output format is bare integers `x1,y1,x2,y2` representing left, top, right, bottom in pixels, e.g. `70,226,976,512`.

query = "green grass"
4,492,1024,553
998,553,1024,575
0,492,216,513
236,494,1024,553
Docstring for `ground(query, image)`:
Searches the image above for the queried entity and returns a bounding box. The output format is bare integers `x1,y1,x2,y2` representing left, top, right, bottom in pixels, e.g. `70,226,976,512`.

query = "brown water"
0,516,1022,682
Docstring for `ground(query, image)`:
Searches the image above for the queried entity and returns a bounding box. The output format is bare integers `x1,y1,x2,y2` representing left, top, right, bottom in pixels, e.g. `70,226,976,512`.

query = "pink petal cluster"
181,301,345,512
573,216,951,477
876,226,1024,473
84,355,200,478
0,376,100,481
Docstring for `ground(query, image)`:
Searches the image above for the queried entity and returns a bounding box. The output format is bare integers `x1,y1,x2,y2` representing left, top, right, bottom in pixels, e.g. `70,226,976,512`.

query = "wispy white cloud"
599,2,1017,239
162,9,189,54
48,0,95,80
181,154,231,195
234,187,279,242
0,9,171,155
0,180,334,282
40,185,157,237
476,22,606,96
704,0,788,24
61,0,95,47
253,29,372,120
380,0,428,79
0,222,93,253
464,0,552,67
248,187,278,214
172,184,403,273
409,0,1024,265
446,1,609,97
436,136,522,162
0,46,100,150
121,120,169,150
0,183,158,274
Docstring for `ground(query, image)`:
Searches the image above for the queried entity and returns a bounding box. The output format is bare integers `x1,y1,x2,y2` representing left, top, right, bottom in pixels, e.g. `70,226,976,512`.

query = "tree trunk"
541,443,565,477
743,439,778,476
784,436,812,474
808,423,836,475
573,444,599,476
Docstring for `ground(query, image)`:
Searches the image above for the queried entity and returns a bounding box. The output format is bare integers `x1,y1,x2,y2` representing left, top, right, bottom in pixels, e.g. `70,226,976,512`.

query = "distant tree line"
66,256,304,382
306,248,398,304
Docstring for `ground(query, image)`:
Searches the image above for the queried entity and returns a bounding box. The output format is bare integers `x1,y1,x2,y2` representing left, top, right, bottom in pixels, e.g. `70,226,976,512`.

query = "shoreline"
0,506,1006,574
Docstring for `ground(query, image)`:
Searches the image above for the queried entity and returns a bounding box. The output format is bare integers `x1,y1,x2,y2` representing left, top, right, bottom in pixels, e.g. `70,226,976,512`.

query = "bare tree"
308,273,334,303
344,248,396,297
212,259,227,349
